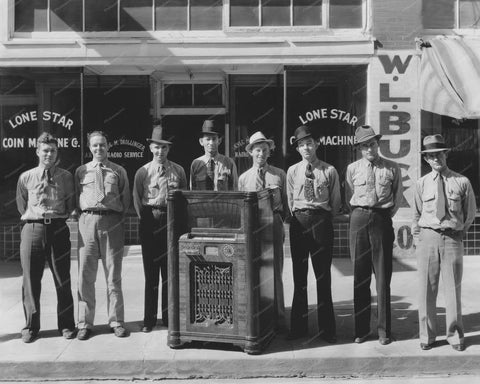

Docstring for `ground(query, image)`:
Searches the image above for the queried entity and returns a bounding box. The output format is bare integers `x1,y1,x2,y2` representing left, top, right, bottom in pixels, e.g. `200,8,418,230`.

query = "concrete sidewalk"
2,247,480,381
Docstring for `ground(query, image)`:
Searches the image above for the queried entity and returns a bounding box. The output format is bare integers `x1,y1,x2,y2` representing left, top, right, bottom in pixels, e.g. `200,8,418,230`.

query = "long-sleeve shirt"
75,159,130,214
132,159,187,217
190,154,238,191
238,163,289,220
412,168,476,237
287,158,341,215
16,165,75,220
345,156,403,216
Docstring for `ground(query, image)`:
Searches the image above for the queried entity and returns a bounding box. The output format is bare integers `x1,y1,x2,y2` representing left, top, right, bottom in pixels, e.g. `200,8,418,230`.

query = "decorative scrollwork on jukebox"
191,262,234,327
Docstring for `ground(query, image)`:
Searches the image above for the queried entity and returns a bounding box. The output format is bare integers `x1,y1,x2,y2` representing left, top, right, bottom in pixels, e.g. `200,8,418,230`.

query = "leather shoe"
21,329,38,343
141,325,153,333
112,326,127,338
379,337,391,345
420,342,433,350
452,344,465,352
61,328,76,339
354,333,369,344
77,328,91,341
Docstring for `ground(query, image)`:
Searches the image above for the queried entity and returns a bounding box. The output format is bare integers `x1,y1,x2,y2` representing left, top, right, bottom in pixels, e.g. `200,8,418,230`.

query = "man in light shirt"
133,123,187,333
190,120,238,191
413,134,476,352
238,131,289,332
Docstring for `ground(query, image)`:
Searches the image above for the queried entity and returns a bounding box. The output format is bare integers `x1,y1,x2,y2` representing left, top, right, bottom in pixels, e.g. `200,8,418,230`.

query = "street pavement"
2,246,480,381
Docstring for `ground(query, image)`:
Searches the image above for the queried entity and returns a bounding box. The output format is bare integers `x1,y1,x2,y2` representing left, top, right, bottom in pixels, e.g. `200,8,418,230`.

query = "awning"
421,36,480,119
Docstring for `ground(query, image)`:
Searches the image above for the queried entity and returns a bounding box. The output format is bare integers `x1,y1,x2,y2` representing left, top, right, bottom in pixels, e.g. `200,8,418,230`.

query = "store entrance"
161,115,226,181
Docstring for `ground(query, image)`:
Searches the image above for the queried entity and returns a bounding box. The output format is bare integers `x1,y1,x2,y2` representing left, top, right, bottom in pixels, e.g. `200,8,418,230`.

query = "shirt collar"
37,164,55,175
302,158,320,168
253,163,269,171
92,159,108,167
432,167,450,180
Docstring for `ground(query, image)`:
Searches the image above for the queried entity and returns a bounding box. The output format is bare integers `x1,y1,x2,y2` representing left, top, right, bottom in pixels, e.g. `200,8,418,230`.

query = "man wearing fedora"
345,125,403,345
238,131,289,332
286,125,340,342
133,123,187,332
413,134,476,352
190,120,238,191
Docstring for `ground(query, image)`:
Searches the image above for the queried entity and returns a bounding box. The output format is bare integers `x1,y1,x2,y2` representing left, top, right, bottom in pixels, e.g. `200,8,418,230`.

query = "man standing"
238,131,289,332
286,125,340,342
190,120,238,191
75,131,130,340
413,134,476,352
133,124,187,333
345,125,403,345
16,132,76,343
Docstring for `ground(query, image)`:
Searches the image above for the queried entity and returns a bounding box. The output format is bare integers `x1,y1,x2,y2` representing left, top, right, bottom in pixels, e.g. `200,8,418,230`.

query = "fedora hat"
290,125,315,146
421,134,450,153
200,119,221,137
354,125,382,145
147,124,172,145
246,131,275,152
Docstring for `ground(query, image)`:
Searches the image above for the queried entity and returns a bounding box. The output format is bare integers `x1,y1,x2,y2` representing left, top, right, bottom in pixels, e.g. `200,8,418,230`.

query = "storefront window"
120,0,153,31
262,0,291,26
423,0,480,29
85,0,118,31
0,69,82,221
294,0,322,26
230,0,259,27
155,0,188,30
191,0,223,30
15,0,48,32
329,0,362,28
51,0,83,31
164,84,223,107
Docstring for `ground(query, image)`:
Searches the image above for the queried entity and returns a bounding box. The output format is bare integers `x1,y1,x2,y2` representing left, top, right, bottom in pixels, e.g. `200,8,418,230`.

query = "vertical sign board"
368,51,421,257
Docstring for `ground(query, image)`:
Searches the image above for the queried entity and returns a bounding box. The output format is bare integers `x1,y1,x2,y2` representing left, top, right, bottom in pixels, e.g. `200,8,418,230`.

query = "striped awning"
421,36,480,119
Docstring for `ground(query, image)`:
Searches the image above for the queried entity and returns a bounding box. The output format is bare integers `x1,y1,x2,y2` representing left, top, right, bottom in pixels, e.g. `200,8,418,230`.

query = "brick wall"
372,0,422,50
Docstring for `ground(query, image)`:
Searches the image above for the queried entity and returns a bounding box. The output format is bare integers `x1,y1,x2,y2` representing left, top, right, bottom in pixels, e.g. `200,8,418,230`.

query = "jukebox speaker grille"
190,262,234,327
188,201,242,229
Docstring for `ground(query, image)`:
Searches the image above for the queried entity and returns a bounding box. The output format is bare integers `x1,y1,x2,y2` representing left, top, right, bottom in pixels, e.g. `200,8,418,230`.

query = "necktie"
95,163,105,203
365,161,377,206
206,158,215,190
41,169,50,194
436,174,446,221
256,168,265,191
304,163,315,201
157,164,168,203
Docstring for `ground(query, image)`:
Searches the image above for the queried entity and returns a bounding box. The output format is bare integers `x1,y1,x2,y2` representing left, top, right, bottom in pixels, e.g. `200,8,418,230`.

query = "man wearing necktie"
75,131,130,340
16,132,76,343
413,134,476,352
286,125,341,342
190,120,238,191
133,123,187,333
345,125,403,346
238,131,290,332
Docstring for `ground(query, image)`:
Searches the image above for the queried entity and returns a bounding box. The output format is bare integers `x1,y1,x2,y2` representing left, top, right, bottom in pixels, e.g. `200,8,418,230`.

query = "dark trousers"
139,206,168,327
20,220,75,333
349,207,394,339
289,210,335,337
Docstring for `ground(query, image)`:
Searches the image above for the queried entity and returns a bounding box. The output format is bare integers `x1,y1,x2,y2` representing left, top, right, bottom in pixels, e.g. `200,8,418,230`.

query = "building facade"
1,0,479,260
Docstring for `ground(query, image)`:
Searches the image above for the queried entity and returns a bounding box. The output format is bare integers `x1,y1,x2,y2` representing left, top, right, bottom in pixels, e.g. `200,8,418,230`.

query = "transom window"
423,0,480,29
14,0,363,32
163,84,223,107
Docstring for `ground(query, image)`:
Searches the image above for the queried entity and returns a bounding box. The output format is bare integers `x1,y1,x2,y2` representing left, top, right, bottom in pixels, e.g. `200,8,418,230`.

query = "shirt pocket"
315,178,330,201
377,171,393,200
422,192,436,214
104,173,119,195
28,182,45,206
447,191,462,212
147,180,160,199
352,176,367,197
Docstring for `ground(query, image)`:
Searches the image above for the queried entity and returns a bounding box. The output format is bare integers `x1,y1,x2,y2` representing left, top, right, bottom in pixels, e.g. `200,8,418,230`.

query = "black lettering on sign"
380,84,411,102
379,111,411,135
379,140,411,158
378,55,413,74
397,225,413,249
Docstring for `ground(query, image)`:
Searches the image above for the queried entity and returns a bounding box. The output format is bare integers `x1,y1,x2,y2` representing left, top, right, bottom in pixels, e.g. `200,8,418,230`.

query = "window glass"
50,0,83,31
190,0,222,30
120,0,153,31
85,0,118,31
262,0,290,26
164,84,193,106
155,0,188,30
230,0,259,27
194,84,223,106
422,0,454,29
459,0,480,28
15,0,48,32
293,0,322,26
329,0,362,28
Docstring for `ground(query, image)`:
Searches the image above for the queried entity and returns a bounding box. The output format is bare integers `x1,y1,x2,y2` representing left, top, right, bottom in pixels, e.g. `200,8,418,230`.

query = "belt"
294,208,329,215
23,218,66,225
82,210,118,215
145,205,167,211
353,206,390,213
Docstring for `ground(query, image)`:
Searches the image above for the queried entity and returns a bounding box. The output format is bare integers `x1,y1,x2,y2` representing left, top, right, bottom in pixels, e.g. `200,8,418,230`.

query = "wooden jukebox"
167,190,276,354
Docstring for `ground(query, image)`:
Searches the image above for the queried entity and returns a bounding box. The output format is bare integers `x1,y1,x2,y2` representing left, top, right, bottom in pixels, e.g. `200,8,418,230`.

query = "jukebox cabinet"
167,190,276,354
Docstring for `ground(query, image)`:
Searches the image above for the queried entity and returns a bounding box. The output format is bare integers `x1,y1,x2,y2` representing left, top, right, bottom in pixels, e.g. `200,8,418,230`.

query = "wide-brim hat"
420,134,450,153
199,119,221,137
147,125,172,145
354,125,382,145
290,125,315,146
246,131,275,152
